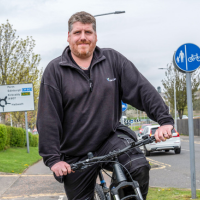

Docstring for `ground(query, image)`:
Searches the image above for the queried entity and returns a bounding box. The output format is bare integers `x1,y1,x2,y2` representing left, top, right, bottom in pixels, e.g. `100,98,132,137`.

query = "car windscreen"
151,127,159,135
142,125,146,129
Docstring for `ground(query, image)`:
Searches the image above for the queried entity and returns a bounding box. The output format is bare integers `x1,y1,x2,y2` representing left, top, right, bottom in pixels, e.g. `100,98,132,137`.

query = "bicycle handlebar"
53,135,155,183
70,135,155,171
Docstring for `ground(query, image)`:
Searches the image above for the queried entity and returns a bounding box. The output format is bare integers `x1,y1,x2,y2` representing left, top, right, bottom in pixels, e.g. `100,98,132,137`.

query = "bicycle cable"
83,160,135,183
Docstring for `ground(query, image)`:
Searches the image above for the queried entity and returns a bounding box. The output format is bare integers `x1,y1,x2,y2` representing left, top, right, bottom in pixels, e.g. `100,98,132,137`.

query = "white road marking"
1,193,66,199
58,195,65,200
181,139,200,144
182,149,190,151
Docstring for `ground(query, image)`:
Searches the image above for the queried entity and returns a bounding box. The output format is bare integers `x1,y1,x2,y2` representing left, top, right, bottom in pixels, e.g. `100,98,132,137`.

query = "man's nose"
80,32,86,40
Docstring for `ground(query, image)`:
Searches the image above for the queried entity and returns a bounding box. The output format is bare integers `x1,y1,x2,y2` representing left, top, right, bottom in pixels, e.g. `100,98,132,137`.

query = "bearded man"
37,11,174,200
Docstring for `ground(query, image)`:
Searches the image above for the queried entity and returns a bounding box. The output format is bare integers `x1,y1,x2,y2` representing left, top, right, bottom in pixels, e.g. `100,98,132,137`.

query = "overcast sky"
1,0,200,91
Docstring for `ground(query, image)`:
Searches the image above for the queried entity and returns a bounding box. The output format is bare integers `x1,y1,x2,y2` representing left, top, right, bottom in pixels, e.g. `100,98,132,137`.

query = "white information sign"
0,83,34,113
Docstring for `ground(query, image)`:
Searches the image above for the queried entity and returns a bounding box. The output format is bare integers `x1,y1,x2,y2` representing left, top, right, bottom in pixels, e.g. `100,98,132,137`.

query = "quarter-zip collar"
59,46,106,92
59,46,106,69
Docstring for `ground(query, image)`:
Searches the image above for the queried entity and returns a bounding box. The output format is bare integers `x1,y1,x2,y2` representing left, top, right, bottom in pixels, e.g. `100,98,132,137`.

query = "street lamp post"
158,66,177,130
94,11,125,17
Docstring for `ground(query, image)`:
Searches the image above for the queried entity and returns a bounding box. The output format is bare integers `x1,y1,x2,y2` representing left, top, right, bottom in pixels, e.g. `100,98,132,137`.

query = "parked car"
178,115,188,119
138,125,181,156
138,124,151,134
182,115,188,119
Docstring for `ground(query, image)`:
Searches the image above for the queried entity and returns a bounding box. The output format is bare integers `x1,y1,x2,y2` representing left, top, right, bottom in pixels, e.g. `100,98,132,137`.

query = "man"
37,11,173,200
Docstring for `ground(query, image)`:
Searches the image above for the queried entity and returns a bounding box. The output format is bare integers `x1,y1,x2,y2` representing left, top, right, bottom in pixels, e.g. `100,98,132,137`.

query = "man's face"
67,22,97,59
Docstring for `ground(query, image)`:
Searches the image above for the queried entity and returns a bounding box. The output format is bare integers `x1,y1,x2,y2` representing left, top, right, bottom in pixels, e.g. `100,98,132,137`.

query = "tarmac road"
149,135,200,189
0,135,199,200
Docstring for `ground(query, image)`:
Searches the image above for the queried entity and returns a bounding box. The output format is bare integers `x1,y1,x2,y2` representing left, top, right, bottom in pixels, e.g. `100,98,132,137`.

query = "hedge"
0,124,7,150
24,132,39,147
5,126,12,149
0,125,38,150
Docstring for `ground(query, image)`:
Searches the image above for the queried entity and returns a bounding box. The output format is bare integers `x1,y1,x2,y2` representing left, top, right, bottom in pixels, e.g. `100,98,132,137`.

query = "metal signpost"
0,83,35,153
173,43,200,199
130,119,133,130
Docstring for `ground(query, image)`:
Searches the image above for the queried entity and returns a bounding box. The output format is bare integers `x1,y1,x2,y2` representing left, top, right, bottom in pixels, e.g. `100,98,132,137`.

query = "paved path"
0,160,66,200
0,160,111,200
1,135,199,199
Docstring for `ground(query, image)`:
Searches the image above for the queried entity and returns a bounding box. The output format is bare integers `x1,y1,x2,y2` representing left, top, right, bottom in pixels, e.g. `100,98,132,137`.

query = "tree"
0,20,42,127
162,63,200,119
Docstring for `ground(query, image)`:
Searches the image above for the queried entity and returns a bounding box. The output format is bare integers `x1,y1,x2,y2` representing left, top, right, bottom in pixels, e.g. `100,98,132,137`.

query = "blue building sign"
121,101,128,112
174,43,200,73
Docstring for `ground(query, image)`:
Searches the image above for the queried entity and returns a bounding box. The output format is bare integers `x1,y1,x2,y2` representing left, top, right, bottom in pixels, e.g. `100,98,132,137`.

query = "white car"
137,125,181,156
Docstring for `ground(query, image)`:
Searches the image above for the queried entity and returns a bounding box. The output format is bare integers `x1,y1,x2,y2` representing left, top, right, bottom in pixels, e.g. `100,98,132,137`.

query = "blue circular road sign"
122,101,128,112
173,43,200,73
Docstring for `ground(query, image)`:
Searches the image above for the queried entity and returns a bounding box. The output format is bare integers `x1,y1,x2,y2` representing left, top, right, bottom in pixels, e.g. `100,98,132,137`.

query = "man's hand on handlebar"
154,125,173,143
51,161,74,177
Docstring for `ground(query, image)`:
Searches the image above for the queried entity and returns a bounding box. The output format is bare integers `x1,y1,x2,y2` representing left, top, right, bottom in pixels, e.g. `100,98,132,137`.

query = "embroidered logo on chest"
107,78,116,82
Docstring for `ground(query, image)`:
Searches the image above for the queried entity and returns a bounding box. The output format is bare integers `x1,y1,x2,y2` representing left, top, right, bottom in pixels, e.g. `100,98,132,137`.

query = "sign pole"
25,112,30,153
186,72,196,199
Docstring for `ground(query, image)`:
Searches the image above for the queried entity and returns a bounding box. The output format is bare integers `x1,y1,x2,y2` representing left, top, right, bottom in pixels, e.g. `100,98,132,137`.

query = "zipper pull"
89,79,93,92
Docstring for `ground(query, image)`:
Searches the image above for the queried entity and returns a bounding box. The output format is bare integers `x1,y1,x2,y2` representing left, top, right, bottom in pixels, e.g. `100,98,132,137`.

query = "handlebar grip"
151,136,155,140
53,172,64,183
70,164,76,170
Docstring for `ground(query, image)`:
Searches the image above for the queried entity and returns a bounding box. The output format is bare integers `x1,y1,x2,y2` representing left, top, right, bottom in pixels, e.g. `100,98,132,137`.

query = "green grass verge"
130,126,140,131
147,187,200,199
0,147,42,174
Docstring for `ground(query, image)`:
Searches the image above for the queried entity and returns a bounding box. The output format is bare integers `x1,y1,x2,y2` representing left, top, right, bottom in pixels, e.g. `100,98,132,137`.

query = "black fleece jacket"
37,46,174,168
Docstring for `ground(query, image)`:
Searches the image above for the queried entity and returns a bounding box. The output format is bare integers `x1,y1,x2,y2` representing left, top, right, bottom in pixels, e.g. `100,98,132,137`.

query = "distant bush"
10,127,25,147
28,132,33,146
10,127,18,147
16,128,26,147
1,125,38,150
0,124,7,150
5,126,12,149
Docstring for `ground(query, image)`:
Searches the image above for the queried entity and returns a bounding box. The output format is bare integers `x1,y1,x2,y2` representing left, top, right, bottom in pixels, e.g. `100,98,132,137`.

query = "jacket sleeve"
36,65,63,169
120,58,174,126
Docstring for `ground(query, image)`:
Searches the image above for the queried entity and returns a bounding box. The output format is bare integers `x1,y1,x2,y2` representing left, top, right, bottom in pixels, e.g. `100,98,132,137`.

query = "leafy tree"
162,63,200,119
193,97,200,111
0,20,42,127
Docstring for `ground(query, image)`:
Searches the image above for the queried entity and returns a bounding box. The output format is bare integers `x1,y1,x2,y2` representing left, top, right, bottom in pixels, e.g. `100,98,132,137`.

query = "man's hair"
68,11,96,32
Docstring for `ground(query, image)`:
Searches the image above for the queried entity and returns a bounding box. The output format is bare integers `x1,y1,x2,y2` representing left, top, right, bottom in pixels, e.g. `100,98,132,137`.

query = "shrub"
10,127,25,147
5,126,12,149
10,127,18,147
32,134,38,147
0,124,7,150
24,131,38,147
16,128,26,147
24,132,33,146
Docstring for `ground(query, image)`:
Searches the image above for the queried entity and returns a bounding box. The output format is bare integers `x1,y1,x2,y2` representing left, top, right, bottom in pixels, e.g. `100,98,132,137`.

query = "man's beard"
70,42,96,59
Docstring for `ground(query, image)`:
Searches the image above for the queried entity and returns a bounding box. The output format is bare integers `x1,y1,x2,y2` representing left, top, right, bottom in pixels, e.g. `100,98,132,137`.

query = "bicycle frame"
97,156,143,200
54,135,155,199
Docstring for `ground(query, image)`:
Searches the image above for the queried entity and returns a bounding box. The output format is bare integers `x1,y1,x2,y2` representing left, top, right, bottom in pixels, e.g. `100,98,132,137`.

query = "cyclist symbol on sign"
188,54,200,62
176,50,184,63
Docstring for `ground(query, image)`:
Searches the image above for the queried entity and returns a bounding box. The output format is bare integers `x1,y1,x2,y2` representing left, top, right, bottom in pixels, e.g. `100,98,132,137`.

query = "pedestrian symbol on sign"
176,50,184,63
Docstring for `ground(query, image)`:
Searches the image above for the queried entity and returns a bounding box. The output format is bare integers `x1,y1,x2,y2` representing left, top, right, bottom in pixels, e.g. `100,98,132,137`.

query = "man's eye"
74,32,80,34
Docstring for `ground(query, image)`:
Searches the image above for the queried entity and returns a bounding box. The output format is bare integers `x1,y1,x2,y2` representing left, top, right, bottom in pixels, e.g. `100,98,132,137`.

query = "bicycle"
54,135,155,200
188,54,200,62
